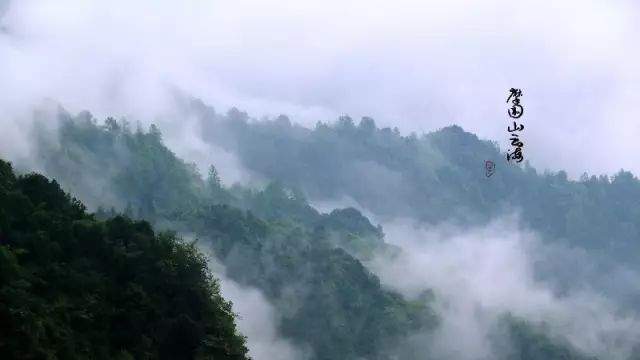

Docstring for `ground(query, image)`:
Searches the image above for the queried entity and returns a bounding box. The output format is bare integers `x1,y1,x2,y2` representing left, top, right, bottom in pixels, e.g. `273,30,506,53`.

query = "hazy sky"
1,0,638,177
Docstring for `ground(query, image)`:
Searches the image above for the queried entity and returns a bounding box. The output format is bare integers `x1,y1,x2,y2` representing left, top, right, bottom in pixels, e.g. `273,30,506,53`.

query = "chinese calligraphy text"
506,88,525,163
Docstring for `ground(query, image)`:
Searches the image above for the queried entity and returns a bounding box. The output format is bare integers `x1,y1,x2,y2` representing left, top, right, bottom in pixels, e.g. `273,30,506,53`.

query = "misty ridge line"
25,99,632,194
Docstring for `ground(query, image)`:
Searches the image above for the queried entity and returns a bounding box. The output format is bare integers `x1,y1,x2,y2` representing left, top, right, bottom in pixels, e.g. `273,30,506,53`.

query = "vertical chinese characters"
506,88,525,163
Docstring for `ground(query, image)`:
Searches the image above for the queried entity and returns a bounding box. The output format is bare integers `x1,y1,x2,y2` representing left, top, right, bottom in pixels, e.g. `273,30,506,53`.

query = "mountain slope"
0,159,249,359
33,109,438,360
187,100,640,266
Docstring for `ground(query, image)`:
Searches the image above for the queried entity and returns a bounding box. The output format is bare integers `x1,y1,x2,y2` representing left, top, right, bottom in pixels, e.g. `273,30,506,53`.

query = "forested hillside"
20,106,605,360
0,159,249,359
182,99,640,266
32,109,439,359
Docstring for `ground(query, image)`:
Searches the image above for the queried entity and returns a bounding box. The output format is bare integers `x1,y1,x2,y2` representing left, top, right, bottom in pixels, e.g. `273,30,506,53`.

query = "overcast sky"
1,0,638,177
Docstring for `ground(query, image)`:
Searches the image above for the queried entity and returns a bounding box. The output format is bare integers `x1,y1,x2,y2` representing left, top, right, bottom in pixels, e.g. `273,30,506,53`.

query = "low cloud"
371,217,640,360
1,0,639,177
202,247,311,360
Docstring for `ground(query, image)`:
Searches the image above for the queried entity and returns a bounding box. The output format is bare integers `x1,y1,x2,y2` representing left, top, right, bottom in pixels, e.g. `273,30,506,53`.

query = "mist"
1,0,640,178
154,104,264,186
370,217,640,359
201,246,311,360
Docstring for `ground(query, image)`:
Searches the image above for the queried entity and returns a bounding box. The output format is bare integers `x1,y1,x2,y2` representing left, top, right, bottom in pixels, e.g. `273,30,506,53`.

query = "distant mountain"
184,99,640,267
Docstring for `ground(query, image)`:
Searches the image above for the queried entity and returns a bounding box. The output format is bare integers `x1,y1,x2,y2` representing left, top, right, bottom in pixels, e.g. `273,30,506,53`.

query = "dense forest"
1,104,611,359
29,107,437,360
186,98,640,265
181,99,640,307
0,159,249,359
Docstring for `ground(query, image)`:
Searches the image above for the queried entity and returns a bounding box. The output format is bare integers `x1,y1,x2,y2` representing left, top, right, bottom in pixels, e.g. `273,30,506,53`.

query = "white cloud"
371,217,640,359
1,0,638,174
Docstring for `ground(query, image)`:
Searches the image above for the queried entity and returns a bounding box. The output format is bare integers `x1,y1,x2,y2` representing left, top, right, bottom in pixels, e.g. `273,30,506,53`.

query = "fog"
1,0,639,178
202,247,311,360
155,106,264,186
371,217,640,360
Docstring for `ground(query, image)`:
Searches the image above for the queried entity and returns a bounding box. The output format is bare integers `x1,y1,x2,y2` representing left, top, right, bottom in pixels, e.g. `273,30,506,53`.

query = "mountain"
31,108,437,360
182,99,640,270
19,105,607,360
